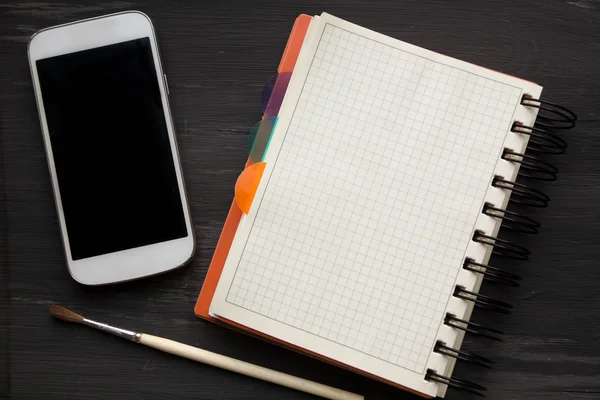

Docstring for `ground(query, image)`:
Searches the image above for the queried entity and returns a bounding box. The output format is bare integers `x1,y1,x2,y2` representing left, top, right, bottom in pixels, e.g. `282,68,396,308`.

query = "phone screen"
36,37,187,261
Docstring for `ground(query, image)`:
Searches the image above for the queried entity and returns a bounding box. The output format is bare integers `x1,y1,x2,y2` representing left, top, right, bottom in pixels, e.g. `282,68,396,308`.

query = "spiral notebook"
197,13,574,398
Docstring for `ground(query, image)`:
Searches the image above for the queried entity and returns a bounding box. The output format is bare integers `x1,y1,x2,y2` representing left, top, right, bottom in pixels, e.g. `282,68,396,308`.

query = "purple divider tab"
261,72,292,118
249,72,292,162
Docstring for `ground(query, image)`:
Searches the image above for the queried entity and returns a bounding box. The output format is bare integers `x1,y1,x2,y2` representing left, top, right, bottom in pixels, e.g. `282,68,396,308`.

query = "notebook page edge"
320,13,542,92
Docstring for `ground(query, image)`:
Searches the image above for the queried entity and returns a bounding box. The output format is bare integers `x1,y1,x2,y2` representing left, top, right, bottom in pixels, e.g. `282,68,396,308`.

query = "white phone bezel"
28,11,195,285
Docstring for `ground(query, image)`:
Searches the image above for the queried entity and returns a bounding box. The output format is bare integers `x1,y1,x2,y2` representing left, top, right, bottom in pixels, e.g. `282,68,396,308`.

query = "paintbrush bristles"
49,304,85,324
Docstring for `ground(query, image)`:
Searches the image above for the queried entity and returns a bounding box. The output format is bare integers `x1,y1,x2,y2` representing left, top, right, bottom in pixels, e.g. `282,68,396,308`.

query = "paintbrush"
49,305,363,400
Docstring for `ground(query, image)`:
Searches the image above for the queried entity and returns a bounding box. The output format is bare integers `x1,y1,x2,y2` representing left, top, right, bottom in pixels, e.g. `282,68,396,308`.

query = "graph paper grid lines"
226,23,521,373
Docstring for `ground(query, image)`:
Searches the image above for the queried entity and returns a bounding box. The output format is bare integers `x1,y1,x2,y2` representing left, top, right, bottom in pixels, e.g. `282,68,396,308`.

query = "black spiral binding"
473,230,530,261
482,202,540,234
434,341,495,368
521,94,577,129
492,176,550,207
427,96,576,397
444,313,503,341
425,369,487,396
502,148,558,181
511,122,567,155
463,257,522,287
453,285,513,314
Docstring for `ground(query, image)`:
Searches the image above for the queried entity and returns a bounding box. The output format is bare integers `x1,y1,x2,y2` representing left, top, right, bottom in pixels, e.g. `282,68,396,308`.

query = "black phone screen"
36,37,188,261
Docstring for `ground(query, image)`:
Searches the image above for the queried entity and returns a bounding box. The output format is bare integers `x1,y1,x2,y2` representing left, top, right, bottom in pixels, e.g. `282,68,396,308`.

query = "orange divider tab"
278,14,311,73
234,162,266,214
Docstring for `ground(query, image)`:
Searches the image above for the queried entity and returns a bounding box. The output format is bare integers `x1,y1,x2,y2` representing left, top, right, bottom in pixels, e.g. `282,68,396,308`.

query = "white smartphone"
28,11,195,285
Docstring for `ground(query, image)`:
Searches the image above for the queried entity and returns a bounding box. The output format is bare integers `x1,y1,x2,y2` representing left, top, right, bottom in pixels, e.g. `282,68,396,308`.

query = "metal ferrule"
82,318,141,343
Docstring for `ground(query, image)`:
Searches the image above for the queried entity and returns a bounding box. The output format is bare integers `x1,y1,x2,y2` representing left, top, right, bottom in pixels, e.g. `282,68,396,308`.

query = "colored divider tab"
234,161,266,214
195,14,312,319
261,72,292,118
248,72,290,162
240,56,293,212
248,117,277,163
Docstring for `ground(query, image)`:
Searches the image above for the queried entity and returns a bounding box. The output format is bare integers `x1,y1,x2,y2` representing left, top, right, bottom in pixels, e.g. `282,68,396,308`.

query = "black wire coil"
426,97,576,397
425,369,487,397
521,94,577,129
473,230,530,261
492,175,550,207
482,202,540,234
502,148,559,181
434,341,495,368
463,257,522,287
511,121,567,155
444,313,504,341
453,285,513,314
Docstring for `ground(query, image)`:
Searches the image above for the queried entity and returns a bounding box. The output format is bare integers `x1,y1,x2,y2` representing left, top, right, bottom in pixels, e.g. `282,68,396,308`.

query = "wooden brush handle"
139,334,363,400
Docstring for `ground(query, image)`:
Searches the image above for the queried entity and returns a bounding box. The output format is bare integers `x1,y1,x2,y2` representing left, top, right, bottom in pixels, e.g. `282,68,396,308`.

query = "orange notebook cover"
194,14,426,398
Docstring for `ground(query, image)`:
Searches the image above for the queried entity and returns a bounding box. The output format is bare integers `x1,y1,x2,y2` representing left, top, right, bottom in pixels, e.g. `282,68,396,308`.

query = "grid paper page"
225,24,522,374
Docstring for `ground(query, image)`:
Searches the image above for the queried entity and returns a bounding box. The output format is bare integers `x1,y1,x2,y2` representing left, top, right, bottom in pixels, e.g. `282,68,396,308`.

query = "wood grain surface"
1,1,600,399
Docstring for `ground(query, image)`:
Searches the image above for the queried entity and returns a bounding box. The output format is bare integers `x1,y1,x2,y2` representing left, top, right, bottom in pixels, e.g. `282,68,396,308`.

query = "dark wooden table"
2,1,600,399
